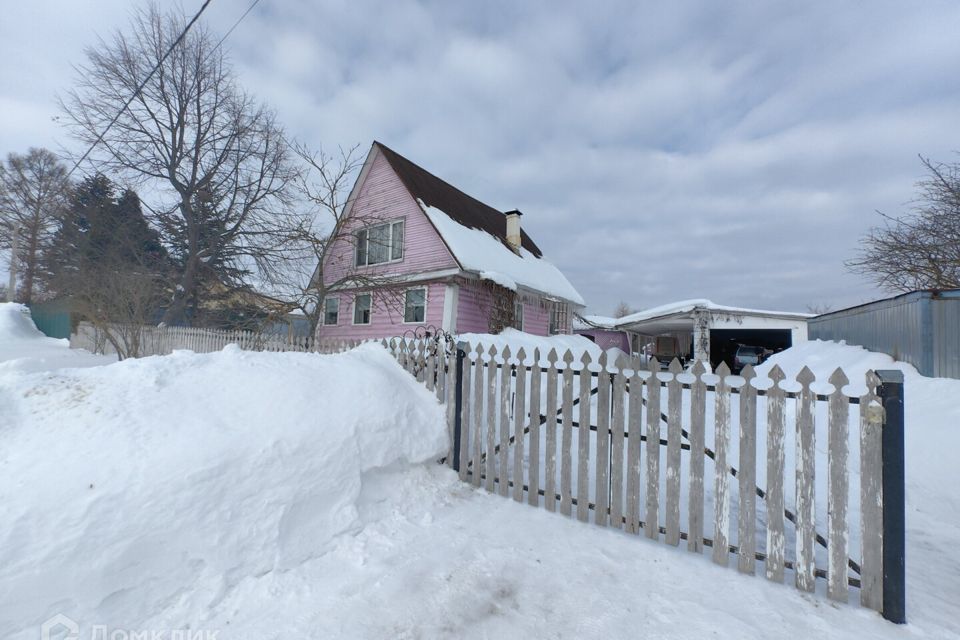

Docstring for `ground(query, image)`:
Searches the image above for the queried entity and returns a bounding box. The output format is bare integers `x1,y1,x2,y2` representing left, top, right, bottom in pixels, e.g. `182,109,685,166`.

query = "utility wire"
65,0,216,179
215,0,263,50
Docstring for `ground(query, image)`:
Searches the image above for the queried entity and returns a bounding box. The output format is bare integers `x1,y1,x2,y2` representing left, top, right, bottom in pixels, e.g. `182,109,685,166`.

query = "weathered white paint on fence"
795,366,817,592
626,364,643,535
828,368,851,603
446,346,458,464
472,344,485,489
665,358,683,546
512,348,528,503
609,358,627,530
425,344,436,392
595,352,611,527
528,348,542,507
485,345,499,494
544,348,559,513
738,365,758,575
498,346,513,497
560,350,575,516
712,363,731,566
688,361,706,553
765,365,787,583
577,352,593,523
458,346,472,483
645,359,661,540
860,371,883,611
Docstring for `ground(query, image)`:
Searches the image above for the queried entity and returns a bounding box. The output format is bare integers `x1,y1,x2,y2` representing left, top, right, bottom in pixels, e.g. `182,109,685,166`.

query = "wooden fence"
441,343,907,623
71,321,369,356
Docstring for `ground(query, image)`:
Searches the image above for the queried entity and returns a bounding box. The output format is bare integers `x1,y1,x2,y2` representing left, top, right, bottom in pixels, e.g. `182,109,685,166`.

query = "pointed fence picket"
435,344,905,622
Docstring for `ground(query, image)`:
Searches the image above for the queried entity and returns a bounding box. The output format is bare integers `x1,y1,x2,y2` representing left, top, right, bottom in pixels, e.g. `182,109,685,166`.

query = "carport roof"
598,299,812,335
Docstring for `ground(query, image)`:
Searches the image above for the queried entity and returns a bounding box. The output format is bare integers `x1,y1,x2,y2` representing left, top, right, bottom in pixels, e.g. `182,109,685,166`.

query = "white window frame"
352,293,372,325
402,287,428,324
322,296,340,326
355,219,405,267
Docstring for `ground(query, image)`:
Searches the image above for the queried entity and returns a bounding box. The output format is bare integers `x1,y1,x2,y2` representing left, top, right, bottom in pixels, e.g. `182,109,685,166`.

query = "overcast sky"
2,0,959,315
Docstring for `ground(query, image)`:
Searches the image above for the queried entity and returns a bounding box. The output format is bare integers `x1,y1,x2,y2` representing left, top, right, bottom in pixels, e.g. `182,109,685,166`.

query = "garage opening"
709,328,793,371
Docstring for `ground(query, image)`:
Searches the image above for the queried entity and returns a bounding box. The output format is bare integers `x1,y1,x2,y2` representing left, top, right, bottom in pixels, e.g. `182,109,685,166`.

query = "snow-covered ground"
1,304,957,639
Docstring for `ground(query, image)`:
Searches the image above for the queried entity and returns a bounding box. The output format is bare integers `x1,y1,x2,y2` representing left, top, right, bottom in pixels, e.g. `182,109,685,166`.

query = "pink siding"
322,150,458,286
455,278,566,337
317,281,448,341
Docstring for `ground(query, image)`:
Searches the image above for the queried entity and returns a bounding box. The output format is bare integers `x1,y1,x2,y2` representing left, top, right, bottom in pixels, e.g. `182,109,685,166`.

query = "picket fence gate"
435,343,906,624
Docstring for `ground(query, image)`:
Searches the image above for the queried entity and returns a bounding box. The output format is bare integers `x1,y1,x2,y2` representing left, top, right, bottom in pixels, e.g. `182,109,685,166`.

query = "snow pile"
457,328,607,364
420,202,584,305
0,301,47,340
757,338,915,386
0,302,114,373
0,344,447,637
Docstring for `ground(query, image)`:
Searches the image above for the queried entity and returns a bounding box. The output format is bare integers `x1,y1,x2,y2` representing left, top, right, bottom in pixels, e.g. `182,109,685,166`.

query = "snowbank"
456,328,613,364
0,302,115,373
0,344,447,636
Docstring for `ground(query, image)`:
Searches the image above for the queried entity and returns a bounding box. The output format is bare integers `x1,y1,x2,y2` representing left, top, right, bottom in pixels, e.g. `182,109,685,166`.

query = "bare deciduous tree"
805,302,833,315
613,301,634,318
59,4,299,326
286,144,408,336
847,155,960,292
0,148,69,304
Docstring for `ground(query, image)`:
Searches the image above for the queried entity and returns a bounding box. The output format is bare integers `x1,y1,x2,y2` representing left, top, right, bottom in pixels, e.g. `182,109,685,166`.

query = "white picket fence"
71,321,368,356
443,343,898,616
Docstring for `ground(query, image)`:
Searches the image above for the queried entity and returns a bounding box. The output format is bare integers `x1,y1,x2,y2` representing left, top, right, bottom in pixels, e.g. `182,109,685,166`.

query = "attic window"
356,220,404,266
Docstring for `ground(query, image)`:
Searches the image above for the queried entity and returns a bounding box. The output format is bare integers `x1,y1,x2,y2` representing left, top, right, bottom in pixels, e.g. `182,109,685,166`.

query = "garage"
709,328,794,371
580,299,810,371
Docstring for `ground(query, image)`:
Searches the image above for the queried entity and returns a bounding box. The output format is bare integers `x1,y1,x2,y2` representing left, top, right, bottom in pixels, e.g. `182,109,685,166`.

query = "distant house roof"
373,142,584,306
375,141,543,257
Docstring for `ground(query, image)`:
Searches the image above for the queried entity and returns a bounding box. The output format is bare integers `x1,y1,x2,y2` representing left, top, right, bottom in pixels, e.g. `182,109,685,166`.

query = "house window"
513,300,524,331
355,220,404,266
404,288,426,323
323,296,339,325
353,293,372,324
549,302,568,335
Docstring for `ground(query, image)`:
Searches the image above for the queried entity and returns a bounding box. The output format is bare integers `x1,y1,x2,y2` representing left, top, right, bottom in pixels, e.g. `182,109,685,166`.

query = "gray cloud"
3,0,959,315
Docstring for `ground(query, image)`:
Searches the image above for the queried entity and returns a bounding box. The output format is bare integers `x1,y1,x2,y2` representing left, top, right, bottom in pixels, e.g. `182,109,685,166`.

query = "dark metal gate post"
451,341,467,473
877,369,906,624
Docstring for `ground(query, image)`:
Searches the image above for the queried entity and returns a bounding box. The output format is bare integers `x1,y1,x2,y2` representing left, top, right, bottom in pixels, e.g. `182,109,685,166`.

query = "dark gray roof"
374,141,543,258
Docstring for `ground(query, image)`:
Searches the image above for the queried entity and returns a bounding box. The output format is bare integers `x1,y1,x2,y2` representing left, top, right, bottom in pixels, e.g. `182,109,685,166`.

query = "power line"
66,0,216,180
215,0,263,51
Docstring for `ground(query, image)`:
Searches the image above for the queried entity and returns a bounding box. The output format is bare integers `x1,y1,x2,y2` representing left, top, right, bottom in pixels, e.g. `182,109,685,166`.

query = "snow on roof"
574,314,620,330
613,299,812,327
420,202,584,305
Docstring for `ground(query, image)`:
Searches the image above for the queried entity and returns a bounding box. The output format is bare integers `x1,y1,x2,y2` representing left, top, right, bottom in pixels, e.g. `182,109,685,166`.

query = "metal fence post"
452,341,466,473
877,369,906,624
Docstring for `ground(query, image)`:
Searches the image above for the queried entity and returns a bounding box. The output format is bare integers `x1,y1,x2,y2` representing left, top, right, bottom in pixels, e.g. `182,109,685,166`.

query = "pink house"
315,142,584,344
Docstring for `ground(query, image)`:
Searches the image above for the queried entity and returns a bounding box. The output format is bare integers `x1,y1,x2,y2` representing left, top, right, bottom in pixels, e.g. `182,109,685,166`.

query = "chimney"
505,209,522,254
